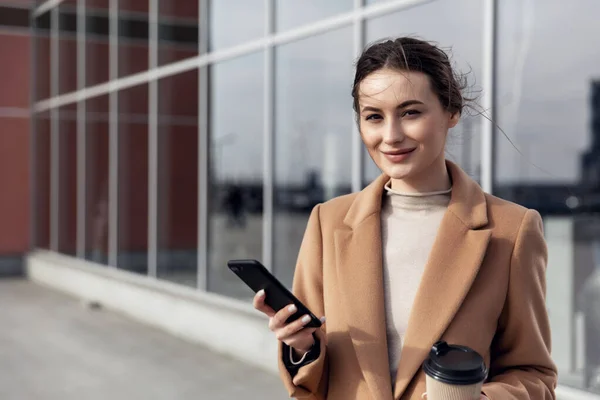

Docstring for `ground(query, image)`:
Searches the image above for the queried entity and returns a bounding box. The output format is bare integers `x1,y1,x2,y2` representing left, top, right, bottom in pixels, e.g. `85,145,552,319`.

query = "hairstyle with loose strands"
352,37,472,118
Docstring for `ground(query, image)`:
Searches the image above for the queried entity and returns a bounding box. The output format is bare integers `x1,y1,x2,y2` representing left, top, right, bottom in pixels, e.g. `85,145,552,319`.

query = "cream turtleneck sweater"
381,182,451,387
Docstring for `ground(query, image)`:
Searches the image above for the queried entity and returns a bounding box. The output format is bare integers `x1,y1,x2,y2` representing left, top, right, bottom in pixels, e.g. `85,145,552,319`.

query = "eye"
365,114,382,121
402,109,421,117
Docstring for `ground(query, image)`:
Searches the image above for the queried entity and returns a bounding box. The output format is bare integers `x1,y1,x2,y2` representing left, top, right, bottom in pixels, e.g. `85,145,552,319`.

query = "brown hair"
352,37,470,117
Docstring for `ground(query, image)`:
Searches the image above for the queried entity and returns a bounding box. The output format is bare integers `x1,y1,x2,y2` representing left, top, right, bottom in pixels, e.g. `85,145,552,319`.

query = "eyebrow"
361,99,424,113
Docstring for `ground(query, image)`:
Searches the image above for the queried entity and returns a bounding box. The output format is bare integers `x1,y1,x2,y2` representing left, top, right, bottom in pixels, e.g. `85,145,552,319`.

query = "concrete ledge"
25,250,279,375
24,250,600,399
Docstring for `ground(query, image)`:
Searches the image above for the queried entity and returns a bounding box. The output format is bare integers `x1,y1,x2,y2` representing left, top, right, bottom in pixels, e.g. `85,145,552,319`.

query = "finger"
275,315,315,341
253,290,276,317
283,327,317,352
269,303,298,330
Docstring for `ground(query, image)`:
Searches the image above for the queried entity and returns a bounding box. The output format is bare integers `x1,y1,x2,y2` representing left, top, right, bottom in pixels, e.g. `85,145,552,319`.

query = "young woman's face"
358,68,459,191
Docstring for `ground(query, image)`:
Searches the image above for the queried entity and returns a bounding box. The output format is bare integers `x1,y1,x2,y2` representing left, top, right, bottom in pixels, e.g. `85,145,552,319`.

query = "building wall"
0,25,31,258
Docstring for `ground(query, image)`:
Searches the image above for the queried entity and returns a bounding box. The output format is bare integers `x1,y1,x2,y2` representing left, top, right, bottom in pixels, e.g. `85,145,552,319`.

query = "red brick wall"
0,3,200,257
0,30,31,254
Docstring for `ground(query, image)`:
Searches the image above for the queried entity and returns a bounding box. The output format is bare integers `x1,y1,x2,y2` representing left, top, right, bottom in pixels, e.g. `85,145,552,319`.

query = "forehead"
358,69,434,106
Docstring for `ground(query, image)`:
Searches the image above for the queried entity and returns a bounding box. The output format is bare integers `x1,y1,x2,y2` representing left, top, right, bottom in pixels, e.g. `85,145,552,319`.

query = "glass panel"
158,0,199,65
157,70,199,287
85,95,109,264
276,0,353,32
117,84,149,273
58,1,77,95
208,52,264,299
86,0,110,87
117,0,147,13
35,12,51,100
208,0,264,51
274,28,354,287
57,104,77,255
118,1,149,77
495,1,600,393
35,112,51,249
363,0,484,185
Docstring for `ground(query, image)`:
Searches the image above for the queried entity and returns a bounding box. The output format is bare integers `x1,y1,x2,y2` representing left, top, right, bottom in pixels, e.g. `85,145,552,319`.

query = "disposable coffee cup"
422,341,487,400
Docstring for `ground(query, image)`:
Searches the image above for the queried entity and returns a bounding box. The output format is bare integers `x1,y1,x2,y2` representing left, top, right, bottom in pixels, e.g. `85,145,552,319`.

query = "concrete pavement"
0,279,288,400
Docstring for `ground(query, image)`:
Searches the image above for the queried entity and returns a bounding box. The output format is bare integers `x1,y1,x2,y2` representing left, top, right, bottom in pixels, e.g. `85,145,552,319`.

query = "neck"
390,158,451,193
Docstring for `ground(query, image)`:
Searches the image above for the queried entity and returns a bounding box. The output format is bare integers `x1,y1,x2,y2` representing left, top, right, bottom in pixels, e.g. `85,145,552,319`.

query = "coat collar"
334,160,491,399
343,160,488,230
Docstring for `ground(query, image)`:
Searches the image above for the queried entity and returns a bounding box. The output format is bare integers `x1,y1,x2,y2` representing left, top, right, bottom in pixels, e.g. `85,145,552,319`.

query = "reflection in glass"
35,13,51,100
208,53,263,299
86,0,110,86
158,0,199,65
276,0,353,32
363,0,484,185
157,70,198,287
34,112,51,248
117,84,149,274
57,104,77,256
209,0,264,50
118,1,148,77
85,95,109,265
495,1,600,393
274,28,354,287
58,1,77,95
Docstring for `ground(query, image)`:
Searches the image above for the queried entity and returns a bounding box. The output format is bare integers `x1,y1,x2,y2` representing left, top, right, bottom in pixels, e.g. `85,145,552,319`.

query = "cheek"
405,118,446,148
359,124,380,149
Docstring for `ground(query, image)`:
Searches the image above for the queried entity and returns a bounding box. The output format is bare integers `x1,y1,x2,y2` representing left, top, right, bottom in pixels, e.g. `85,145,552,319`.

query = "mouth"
382,148,417,156
381,147,416,163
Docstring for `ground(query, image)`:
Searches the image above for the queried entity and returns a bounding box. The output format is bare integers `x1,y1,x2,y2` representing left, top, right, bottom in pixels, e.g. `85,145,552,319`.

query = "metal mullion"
34,0,67,18
30,13,39,249
262,0,275,273
76,0,87,259
34,0,435,114
148,0,158,278
352,0,365,192
108,0,119,267
197,0,208,291
50,6,59,252
481,0,497,194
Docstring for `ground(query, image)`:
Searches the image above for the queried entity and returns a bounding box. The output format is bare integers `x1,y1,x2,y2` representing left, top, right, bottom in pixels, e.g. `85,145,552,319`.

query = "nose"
382,118,405,145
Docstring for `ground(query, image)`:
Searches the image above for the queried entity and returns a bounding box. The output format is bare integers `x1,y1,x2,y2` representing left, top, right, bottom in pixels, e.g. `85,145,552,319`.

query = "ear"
448,111,460,128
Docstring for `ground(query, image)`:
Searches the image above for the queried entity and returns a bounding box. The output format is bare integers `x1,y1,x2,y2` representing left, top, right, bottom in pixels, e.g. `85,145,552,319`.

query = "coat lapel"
393,162,491,398
334,161,492,400
335,173,394,400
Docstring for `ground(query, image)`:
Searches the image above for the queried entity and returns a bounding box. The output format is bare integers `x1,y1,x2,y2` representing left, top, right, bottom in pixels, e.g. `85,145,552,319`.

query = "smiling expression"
358,68,459,193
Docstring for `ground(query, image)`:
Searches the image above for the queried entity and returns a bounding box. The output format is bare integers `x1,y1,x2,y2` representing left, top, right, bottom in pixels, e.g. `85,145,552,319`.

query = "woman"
253,37,557,399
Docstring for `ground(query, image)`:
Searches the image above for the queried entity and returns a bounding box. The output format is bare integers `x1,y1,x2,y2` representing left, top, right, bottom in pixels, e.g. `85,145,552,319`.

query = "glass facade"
31,0,600,395
494,0,600,393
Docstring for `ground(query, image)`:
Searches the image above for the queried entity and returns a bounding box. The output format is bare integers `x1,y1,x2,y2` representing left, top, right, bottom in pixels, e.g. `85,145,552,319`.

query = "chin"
380,163,417,180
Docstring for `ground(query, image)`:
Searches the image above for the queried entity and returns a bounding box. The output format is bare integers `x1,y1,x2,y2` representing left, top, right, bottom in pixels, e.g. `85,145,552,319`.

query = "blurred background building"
0,0,599,397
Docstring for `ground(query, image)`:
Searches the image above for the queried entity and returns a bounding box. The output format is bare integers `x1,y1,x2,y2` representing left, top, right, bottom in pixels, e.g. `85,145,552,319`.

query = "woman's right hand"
253,289,325,354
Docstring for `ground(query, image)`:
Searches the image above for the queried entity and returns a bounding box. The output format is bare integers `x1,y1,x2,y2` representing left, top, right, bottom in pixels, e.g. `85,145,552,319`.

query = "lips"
382,148,416,155
381,147,416,163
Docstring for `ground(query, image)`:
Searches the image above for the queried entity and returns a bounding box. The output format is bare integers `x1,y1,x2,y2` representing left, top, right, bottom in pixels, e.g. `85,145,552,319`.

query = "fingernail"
320,316,326,323
288,304,297,313
257,290,265,297
302,315,311,324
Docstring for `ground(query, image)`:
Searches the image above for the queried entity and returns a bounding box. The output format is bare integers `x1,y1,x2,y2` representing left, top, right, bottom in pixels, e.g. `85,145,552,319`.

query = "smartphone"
227,259,322,328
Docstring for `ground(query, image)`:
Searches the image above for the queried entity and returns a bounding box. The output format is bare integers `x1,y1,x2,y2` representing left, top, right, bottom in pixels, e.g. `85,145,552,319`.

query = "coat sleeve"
482,209,558,399
277,204,329,399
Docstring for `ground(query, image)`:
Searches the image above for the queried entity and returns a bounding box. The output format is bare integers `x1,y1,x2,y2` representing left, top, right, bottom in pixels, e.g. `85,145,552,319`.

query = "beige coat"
277,161,557,399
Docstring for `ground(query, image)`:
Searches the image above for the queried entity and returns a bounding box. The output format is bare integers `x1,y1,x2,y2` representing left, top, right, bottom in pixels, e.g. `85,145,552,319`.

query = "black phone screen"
227,259,322,328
